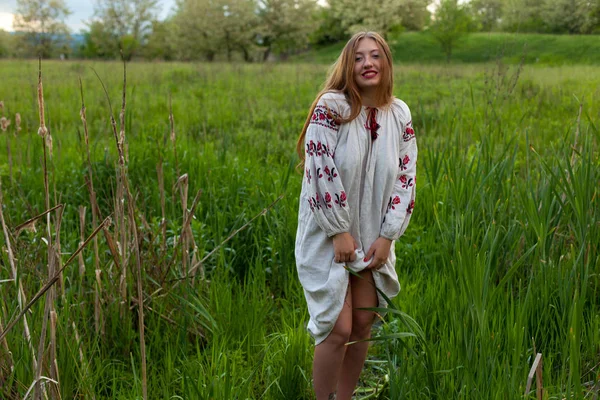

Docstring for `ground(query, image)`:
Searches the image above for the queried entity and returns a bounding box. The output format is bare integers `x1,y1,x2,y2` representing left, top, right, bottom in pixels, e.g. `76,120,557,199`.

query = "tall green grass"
0,59,598,398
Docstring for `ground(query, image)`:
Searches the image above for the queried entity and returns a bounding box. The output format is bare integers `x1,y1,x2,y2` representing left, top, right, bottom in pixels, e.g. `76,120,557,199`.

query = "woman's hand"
364,237,392,269
332,232,358,263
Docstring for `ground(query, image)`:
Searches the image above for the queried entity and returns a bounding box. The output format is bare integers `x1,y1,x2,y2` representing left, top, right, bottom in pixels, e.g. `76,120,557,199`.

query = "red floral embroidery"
324,192,333,208
399,154,410,171
324,165,338,181
316,167,323,179
387,195,401,211
407,200,415,214
310,105,340,131
306,140,333,158
399,175,414,189
335,191,347,207
402,120,415,142
305,168,312,184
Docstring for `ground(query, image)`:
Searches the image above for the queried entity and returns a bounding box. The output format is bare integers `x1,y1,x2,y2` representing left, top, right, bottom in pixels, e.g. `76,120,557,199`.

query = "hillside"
297,32,600,65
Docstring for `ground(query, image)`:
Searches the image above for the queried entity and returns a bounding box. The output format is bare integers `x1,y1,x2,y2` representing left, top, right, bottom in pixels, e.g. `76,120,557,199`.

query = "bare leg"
313,286,353,400
337,270,378,400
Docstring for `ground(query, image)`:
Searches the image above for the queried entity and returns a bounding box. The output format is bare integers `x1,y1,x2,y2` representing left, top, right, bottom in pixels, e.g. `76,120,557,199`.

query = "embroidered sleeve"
380,114,417,241
304,98,350,237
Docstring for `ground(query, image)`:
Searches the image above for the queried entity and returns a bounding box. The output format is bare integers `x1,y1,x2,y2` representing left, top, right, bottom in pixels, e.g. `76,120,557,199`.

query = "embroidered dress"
295,91,417,344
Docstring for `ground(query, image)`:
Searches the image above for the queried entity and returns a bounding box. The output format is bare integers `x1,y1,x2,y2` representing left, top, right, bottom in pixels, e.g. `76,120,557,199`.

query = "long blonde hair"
296,31,394,165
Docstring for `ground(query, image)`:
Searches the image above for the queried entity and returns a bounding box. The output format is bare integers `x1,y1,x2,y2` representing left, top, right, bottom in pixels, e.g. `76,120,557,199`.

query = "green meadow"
0,58,598,399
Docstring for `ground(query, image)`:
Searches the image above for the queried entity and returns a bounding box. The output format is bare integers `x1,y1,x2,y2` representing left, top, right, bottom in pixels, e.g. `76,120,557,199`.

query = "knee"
350,312,375,340
327,320,352,346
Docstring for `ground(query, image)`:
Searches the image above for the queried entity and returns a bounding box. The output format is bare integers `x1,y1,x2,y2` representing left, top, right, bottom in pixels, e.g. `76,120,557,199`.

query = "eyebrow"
355,49,379,55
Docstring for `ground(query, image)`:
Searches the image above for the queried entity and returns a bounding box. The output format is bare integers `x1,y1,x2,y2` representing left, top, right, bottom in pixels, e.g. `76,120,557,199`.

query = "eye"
372,53,380,59
355,56,363,62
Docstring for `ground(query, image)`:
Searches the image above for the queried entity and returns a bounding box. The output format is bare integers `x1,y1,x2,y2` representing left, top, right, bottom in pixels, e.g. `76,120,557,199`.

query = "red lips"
362,70,377,78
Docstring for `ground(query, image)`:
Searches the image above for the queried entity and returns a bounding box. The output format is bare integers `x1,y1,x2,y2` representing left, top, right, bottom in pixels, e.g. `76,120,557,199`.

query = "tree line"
1,0,599,61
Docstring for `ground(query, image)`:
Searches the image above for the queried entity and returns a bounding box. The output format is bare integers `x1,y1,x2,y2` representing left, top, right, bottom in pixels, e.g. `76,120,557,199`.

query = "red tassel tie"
365,107,380,141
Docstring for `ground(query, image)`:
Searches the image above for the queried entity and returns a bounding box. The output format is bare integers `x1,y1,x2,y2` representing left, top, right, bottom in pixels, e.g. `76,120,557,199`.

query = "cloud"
0,12,13,31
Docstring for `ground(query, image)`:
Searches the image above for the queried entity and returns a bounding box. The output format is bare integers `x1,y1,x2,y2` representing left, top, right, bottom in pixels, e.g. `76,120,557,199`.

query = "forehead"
355,38,380,53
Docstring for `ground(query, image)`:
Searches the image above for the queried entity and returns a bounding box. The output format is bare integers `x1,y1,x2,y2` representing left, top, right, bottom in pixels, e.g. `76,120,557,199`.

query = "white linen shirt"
295,91,417,344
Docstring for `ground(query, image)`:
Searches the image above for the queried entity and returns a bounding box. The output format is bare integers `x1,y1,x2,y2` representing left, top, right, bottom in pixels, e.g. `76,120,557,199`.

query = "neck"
360,88,377,107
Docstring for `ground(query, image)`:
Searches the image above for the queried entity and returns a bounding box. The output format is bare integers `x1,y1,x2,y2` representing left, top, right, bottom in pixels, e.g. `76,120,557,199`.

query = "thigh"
349,269,378,326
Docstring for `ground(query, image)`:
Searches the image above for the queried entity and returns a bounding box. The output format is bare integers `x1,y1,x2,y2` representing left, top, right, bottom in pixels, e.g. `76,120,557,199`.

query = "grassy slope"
0,60,598,398
297,32,600,65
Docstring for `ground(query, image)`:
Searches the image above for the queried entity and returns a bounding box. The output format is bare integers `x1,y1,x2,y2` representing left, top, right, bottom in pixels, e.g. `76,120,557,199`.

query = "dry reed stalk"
0,216,111,343
120,58,147,400
157,162,167,257
169,94,180,178
49,311,61,399
54,193,65,298
0,174,38,373
34,56,56,400
159,187,202,284
91,69,128,314
176,174,190,275
78,206,86,285
14,204,62,236
79,79,101,297
94,269,103,335
125,187,147,400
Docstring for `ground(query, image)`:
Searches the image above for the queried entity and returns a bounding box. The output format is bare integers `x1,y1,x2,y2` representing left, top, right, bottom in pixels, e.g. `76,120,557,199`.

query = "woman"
294,31,417,400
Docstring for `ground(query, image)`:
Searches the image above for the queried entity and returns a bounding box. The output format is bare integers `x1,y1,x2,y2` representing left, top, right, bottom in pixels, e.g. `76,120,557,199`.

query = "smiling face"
353,38,384,95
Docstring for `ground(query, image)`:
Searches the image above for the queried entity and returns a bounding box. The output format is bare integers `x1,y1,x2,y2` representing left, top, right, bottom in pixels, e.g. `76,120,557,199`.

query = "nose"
363,56,373,69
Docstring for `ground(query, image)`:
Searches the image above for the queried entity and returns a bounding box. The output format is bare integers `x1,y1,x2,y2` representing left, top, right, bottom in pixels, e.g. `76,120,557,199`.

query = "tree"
329,0,405,38
540,0,598,34
257,0,319,60
0,30,16,58
470,0,503,31
172,0,230,61
398,0,431,31
80,21,119,59
13,0,71,58
502,0,544,32
92,0,159,60
429,0,473,62
143,19,176,60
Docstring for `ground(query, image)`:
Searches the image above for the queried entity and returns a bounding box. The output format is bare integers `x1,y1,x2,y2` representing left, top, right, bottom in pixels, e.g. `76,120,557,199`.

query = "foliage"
470,0,503,31
142,19,176,61
429,0,474,62
300,31,600,65
329,0,406,38
80,20,120,59
12,0,71,58
91,0,160,60
0,29,16,57
256,0,319,61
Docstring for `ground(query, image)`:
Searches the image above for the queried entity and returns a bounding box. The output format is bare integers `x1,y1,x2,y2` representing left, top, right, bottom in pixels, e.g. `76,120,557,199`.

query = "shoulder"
316,91,349,115
391,98,415,142
390,97,411,122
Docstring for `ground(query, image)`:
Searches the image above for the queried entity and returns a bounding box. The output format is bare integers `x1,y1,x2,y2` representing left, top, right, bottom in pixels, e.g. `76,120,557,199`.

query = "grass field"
0,58,599,399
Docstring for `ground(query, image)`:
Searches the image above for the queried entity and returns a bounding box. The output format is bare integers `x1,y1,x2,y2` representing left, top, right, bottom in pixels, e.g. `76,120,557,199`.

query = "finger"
366,257,379,269
363,246,375,263
353,239,358,250
349,251,356,262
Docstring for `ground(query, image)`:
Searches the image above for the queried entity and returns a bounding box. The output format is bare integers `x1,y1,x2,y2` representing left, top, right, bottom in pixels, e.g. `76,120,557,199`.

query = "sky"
0,0,176,32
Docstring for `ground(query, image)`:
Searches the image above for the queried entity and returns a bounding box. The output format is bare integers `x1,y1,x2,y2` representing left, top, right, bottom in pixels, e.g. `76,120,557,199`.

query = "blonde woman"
294,31,417,400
